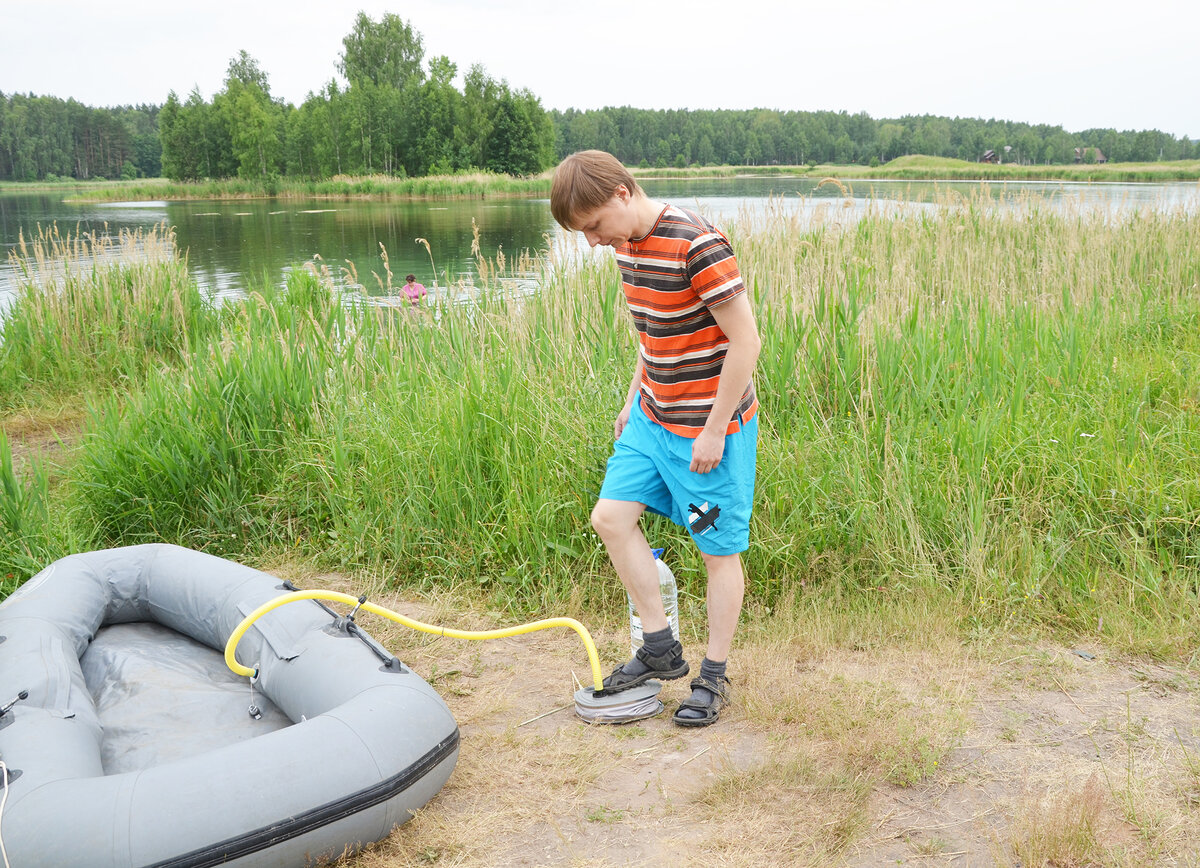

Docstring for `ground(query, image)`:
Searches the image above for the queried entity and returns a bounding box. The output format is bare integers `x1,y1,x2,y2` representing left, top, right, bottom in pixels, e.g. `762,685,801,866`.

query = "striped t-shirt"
616,205,758,437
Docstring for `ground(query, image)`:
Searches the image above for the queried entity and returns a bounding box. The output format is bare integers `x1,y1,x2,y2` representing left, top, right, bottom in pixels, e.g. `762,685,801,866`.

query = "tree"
158,91,185,179
743,131,762,166
231,86,277,177
413,56,461,174
455,65,496,169
486,86,543,175
216,51,282,178
185,87,232,178
878,122,906,162
339,12,425,91
226,50,271,93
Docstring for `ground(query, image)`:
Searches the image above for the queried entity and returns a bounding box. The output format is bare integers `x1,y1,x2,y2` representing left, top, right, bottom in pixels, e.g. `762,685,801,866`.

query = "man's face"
573,185,636,248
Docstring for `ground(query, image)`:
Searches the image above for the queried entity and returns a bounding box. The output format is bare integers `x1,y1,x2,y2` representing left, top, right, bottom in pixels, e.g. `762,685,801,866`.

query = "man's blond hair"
550,150,641,229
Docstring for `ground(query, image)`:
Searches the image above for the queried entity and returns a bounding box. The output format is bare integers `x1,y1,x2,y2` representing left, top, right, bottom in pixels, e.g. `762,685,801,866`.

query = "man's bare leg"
674,551,743,723
591,498,666,631
701,551,745,663
592,498,688,687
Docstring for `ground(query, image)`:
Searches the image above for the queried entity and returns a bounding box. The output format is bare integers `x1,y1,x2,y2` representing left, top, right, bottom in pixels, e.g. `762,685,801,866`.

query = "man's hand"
614,403,633,439
690,427,725,473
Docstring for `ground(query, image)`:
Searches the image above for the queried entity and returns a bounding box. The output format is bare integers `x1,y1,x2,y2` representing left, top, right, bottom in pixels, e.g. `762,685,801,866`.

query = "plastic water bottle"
629,548,680,657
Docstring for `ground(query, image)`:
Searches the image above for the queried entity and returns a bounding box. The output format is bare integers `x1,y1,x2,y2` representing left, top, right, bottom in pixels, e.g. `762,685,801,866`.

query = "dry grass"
0,406,84,483
994,775,1117,866
240,563,1200,867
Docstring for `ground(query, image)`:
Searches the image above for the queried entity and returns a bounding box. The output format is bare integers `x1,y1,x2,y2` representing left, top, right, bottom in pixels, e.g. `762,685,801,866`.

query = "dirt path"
319,588,1200,868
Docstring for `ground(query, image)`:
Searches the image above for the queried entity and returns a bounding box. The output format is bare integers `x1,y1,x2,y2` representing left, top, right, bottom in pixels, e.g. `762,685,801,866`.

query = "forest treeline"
551,106,1198,168
1,11,1195,183
0,96,159,181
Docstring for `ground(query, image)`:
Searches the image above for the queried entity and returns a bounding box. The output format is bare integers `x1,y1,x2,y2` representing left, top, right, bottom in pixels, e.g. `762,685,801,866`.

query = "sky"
4,0,1197,139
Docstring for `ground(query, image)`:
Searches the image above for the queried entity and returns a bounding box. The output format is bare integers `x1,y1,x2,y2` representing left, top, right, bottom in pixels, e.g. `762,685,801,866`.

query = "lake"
2,177,1197,308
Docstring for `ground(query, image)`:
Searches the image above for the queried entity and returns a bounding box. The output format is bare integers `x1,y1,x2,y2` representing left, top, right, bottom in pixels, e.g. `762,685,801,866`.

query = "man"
550,150,761,726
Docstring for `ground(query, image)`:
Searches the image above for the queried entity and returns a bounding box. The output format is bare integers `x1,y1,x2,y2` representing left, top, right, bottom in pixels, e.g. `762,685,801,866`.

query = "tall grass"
0,431,56,586
274,255,638,605
72,272,365,554
0,223,215,407
734,195,1200,648
1,196,1198,651
69,172,550,203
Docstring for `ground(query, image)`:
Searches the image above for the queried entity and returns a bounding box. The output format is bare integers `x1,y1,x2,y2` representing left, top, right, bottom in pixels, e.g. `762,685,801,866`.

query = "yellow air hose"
224,590,606,692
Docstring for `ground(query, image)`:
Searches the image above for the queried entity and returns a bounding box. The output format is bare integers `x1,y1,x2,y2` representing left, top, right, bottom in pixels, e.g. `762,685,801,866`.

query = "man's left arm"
691,292,761,474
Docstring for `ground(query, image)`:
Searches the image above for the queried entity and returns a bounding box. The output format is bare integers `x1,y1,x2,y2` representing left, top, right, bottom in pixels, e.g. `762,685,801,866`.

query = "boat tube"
0,544,459,868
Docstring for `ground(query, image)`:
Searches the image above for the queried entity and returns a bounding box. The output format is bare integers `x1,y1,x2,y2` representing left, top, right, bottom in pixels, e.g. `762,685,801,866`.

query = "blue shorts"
598,397,758,556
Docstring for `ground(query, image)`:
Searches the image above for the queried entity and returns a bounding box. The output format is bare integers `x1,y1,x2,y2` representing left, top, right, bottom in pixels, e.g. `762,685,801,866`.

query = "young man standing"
550,150,761,727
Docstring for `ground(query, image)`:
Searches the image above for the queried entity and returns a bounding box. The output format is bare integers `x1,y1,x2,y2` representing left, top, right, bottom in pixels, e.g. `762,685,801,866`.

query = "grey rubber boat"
0,544,459,867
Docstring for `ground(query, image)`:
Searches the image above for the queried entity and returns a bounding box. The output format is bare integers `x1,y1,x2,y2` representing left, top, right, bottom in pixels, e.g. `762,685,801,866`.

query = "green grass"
0,223,216,407
1,194,1198,654
62,171,550,203
629,165,818,179
820,155,1200,182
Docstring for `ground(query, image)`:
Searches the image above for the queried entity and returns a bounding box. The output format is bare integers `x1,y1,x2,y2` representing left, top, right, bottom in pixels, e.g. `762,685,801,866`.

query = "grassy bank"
629,164,818,180
62,171,549,203
627,156,1200,183
819,154,1200,182
2,196,1199,654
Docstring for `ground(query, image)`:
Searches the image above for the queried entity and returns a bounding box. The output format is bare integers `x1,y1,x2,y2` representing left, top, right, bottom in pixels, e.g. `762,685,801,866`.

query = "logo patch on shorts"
687,501,721,535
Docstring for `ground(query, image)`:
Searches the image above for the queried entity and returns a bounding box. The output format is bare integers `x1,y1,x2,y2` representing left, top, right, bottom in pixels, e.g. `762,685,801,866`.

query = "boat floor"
81,622,291,775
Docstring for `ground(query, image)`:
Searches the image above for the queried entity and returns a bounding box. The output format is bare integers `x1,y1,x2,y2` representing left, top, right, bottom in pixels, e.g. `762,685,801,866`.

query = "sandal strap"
676,694,717,713
688,673,730,702
634,639,685,672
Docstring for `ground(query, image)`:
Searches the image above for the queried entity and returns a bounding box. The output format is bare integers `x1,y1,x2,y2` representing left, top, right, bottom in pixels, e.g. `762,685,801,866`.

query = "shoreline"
3,156,1198,203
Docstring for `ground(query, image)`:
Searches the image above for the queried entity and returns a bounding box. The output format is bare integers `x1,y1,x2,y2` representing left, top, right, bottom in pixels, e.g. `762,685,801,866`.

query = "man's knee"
699,550,740,566
591,501,620,539
699,551,744,580
591,499,637,540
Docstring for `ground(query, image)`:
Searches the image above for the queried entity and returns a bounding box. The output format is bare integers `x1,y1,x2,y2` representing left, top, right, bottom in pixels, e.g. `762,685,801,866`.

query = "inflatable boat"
0,544,459,867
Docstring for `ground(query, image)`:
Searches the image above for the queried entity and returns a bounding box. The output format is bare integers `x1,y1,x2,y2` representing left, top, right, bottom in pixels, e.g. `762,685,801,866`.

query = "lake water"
2,177,1197,308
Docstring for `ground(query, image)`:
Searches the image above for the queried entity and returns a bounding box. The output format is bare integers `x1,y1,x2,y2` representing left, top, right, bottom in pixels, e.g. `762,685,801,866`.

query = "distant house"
980,149,999,163
1074,147,1108,164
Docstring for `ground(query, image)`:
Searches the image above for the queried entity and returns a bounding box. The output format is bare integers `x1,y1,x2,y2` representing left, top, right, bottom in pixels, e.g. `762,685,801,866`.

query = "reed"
1,194,1198,653
67,172,550,203
71,270,367,554
0,431,54,584
732,194,1200,648
0,223,216,407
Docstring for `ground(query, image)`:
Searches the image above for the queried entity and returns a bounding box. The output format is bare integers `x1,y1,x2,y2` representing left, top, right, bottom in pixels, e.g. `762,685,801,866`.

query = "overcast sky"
4,0,1197,139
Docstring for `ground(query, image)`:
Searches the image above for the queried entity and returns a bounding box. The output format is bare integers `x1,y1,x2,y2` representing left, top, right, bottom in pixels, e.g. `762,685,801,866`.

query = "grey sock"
676,657,726,720
620,627,674,677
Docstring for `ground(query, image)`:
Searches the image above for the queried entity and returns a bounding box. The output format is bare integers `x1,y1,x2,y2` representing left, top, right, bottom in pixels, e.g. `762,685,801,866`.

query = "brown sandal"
672,674,730,727
600,641,689,693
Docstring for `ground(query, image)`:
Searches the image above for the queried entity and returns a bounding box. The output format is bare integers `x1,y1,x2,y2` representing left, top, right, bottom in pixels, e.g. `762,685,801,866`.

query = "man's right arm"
614,354,644,439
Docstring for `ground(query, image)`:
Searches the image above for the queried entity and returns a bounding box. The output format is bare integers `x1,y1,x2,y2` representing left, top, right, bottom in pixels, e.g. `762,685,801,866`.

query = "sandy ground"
324,589,1200,868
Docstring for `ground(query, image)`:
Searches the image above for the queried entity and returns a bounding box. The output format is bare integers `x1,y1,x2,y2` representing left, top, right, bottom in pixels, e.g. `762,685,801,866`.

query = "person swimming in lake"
402,274,427,307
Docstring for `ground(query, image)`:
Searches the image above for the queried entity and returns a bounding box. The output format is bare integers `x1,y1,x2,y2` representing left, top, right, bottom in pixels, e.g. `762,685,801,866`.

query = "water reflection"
2,178,1197,308
643,176,1200,224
